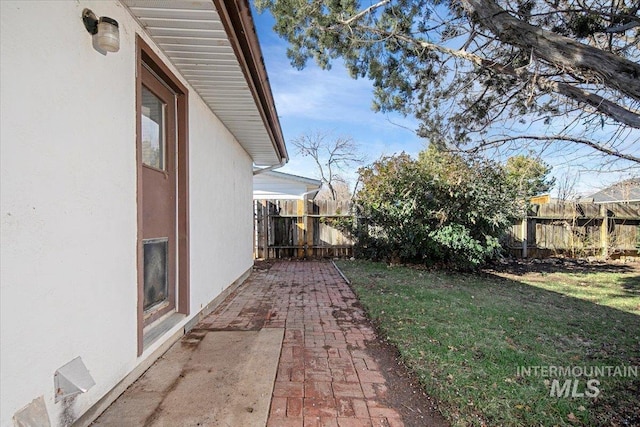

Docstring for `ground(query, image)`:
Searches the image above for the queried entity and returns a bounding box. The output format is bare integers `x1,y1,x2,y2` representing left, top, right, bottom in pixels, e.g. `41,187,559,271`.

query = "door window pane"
141,87,165,169
143,238,168,311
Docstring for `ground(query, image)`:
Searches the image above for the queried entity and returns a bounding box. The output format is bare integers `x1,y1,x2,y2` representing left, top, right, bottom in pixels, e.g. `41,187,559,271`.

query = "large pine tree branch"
341,0,391,25
459,0,640,102
549,82,640,128
482,135,640,163
334,0,640,103
365,29,640,128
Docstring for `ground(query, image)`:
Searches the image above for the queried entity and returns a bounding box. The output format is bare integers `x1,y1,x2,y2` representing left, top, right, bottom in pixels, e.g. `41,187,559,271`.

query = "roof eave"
212,0,288,166
259,170,322,186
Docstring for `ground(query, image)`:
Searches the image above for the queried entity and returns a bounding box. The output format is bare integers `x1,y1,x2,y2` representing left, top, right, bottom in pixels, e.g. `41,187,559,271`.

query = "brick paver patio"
198,260,404,427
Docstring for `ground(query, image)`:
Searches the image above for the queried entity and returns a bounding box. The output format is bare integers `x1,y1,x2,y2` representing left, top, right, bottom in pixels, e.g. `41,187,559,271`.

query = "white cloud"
271,63,373,120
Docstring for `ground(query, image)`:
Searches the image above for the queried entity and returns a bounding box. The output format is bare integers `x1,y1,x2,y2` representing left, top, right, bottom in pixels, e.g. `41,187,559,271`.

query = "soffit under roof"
122,0,286,166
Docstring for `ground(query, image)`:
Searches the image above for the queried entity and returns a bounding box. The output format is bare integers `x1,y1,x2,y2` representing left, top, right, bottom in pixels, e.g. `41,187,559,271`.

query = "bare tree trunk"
327,181,338,201
557,172,578,202
460,0,640,101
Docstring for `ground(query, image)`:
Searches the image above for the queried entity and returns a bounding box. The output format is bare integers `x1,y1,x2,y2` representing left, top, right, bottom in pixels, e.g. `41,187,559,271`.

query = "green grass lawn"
335,260,640,426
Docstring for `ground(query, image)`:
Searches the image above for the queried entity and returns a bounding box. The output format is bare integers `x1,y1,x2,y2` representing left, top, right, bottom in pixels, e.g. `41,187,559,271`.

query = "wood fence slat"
255,200,639,259
505,202,638,258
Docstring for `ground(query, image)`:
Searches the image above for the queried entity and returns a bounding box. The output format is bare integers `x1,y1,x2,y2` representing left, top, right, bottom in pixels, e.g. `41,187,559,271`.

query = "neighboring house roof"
254,170,322,200
122,0,288,167
589,178,640,203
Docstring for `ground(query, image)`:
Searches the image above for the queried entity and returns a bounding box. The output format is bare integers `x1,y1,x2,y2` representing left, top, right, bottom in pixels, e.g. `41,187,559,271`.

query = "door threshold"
143,312,185,351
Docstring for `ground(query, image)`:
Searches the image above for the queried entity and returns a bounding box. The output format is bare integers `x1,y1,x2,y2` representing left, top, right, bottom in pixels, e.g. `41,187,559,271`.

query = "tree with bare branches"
315,178,353,201
257,0,640,165
292,131,365,200
556,170,579,201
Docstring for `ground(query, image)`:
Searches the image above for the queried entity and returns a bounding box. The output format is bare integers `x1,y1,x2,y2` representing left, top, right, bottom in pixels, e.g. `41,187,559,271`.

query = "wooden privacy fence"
505,202,640,258
254,200,639,259
254,199,354,259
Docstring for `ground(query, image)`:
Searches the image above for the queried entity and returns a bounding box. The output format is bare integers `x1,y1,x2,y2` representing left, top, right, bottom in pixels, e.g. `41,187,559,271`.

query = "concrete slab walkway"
96,261,406,427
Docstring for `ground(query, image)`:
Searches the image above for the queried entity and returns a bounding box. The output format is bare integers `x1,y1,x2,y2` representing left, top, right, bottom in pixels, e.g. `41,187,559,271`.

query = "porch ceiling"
122,0,287,166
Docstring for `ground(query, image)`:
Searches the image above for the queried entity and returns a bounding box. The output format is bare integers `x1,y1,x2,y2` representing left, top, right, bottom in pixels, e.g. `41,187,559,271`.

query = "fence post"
521,217,528,258
601,204,609,258
297,198,305,258
306,199,314,258
262,200,269,259
253,200,258,259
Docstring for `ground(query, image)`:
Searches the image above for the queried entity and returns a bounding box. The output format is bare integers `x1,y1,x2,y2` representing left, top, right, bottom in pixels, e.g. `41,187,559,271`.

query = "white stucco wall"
189,93,254,310
0,1,254,426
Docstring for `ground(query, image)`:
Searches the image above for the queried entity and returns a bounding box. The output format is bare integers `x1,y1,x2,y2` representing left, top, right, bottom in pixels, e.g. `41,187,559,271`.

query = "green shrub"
348,147,520,269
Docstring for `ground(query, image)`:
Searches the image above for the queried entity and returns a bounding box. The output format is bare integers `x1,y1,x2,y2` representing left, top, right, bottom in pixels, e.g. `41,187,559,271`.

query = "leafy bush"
348,147,520,269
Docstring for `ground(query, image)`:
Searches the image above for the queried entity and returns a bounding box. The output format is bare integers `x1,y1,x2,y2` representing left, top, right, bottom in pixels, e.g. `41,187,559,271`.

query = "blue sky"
252,11,425,174
252,9,640,197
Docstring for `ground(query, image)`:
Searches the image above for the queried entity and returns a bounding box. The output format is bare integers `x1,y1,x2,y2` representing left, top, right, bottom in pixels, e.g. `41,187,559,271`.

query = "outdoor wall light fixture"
82,9,120,53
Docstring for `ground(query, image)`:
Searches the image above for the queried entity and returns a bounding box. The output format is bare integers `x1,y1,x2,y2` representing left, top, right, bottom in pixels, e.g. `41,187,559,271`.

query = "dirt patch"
332,292,449,425
365,337,450,427
180,330,207,348
253,259,277,270
485,257,639,276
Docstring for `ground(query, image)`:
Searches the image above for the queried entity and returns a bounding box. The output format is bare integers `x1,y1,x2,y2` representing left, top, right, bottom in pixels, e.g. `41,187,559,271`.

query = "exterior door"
139,66,177,325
